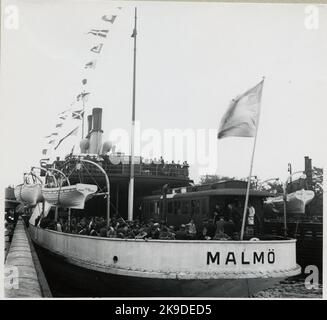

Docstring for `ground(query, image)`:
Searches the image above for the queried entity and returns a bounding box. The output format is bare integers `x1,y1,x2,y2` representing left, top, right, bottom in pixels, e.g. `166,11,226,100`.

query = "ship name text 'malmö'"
207,249,275,265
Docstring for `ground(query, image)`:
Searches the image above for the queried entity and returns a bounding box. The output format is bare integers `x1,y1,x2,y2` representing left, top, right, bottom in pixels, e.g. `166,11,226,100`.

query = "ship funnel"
89,107,103,154
93,108,102,131
87,115,93,135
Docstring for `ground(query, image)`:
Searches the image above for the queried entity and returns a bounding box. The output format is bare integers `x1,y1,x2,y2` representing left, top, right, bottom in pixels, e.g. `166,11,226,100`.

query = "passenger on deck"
159,227,170,240
78,226,88,235
99,222,108,237
56,221,62,232
213,205,222,224
107,226,117,238
224,218,236,237
213,216,231,240
245,203,256,237
206,219,216,239
175,224,188,240
230,203,241,232
151,223,160,239
90,228,98,237
186,219,197,239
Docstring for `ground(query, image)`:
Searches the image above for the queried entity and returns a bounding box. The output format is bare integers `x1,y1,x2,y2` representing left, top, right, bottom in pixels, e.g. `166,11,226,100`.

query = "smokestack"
87,115,93,135
305,156,313,189
89,107,103,154
93,108,102,130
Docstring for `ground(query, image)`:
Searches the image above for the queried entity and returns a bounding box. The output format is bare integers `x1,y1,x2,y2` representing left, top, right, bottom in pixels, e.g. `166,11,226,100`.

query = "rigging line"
81,162,106,192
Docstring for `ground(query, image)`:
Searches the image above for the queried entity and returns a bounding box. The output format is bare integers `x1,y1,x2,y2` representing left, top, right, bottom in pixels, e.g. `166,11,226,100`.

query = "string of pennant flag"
42,8,122,157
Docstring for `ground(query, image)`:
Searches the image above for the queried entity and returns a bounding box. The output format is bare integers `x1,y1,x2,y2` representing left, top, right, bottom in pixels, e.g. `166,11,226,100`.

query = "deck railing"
51,156,190,179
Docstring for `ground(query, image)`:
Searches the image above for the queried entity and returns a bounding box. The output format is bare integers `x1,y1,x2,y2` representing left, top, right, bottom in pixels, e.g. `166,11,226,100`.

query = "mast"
128,7,137,221
82,89,85,139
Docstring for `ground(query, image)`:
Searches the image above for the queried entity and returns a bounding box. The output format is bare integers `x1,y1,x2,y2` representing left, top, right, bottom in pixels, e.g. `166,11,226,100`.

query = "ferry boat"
25,105,301,297
264,189,315,215
23,9,301,297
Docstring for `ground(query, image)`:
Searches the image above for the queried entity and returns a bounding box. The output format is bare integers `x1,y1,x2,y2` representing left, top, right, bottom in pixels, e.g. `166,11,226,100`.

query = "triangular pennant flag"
87,29,109,38
102,15,117,23
90,43,103,54
85,61,96,69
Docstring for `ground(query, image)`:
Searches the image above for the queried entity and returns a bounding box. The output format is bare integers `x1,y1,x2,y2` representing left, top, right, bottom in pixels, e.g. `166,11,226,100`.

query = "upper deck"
42,154,192,192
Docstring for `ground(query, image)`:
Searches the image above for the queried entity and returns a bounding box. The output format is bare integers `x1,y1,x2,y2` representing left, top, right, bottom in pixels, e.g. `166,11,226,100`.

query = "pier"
4,217,52,298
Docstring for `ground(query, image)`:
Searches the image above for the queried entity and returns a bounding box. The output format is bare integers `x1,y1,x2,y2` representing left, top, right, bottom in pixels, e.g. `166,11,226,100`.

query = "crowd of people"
102,154,190,177
36,203,257,240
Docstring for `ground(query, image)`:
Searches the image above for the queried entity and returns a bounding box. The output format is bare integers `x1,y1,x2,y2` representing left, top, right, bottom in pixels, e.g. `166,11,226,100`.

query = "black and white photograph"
1,0,325,301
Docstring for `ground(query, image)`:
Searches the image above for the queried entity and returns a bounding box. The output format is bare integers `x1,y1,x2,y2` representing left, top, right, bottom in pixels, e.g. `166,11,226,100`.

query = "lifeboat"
42,183,98,209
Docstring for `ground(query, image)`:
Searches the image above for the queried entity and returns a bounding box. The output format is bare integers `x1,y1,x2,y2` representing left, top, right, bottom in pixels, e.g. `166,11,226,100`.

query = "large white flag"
218,80,264,139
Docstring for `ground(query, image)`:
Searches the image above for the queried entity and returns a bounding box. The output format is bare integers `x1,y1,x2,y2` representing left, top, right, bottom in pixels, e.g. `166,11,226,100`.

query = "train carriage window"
174,201,181,214
167,201,173,214
150,202,154,214
155,201,160,215
191,199,200,215
182,200,190,214
200,198,208,215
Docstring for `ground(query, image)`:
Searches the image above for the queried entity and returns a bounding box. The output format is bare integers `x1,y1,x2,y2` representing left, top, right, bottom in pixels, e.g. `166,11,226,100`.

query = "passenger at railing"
245,203,258,237
78,226,88,235
224,218,236,237
151,223,160,239
206,219,216,239
213,216,231,240
39,217,55,230
107,225,117,238
89,227,98,237
56,220,63,232
213,205,222,224
186,219,197,239
175,224,188,240
159,226,175,240
228,203,241,232
99,222,108,237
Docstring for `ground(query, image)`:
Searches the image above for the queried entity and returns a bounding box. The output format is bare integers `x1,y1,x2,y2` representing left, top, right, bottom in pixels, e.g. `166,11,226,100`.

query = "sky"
1,0,327,188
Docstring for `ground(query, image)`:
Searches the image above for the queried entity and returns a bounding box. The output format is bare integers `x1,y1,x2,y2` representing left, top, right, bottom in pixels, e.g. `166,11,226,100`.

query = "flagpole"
82,89,85,139
128,7,137,221
240,77,265,241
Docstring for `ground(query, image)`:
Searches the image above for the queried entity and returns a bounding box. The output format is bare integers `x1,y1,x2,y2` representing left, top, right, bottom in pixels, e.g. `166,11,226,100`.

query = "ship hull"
42,184,97,209
28,225,301,297
33,242,285,297
265,189,315,214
